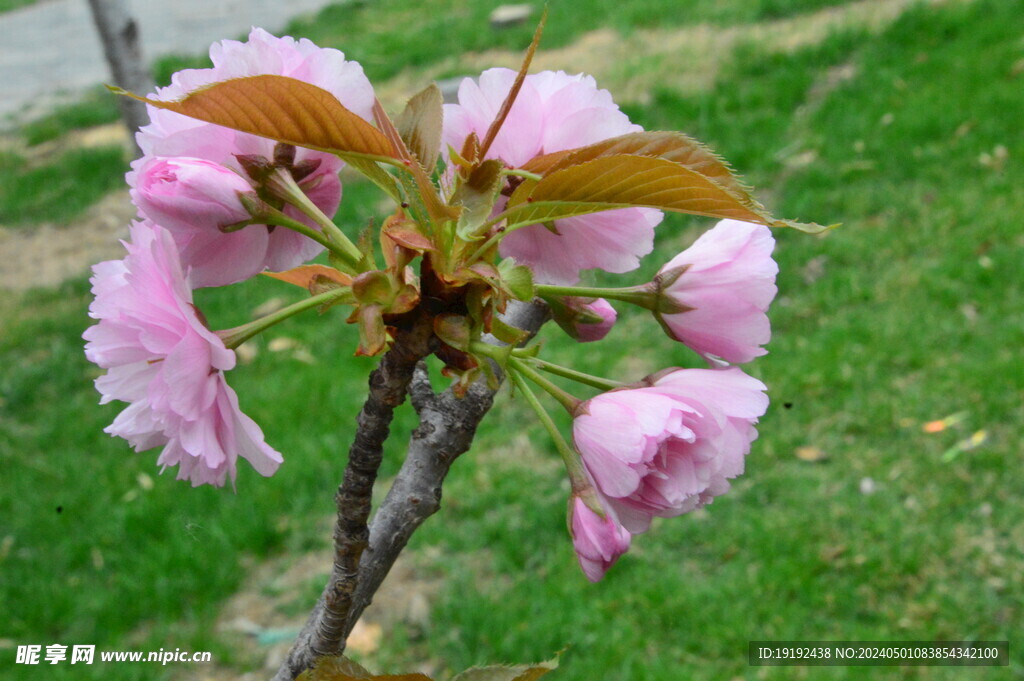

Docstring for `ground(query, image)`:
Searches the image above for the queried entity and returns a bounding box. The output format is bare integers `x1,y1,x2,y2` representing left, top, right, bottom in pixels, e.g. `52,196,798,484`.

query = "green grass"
2,0,1023,679
19,88,122,147
284,0,854,83
0,0,38,13
0,147,128,226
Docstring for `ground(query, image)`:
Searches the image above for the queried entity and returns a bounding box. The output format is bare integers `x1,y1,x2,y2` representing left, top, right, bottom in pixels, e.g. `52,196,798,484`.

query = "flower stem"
258,209,358,267
507,366,589,489
265,169,365,268
508,356,581,414
216,287,354,349
501,168,542,182
536,283,656,310
513,354,624,392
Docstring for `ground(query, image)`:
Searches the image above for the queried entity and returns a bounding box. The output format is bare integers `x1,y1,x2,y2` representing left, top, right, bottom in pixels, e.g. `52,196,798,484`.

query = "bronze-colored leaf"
373,97,413,161
374,97,455,220
354,303,388,357
450,656,559,681
434,313,472,351
383,223,435,252
396,83,444,172
477,5,548,161
263,265,353,290
114,75,395,159
296,655,373,680
502,155,829,232
522,131,756,203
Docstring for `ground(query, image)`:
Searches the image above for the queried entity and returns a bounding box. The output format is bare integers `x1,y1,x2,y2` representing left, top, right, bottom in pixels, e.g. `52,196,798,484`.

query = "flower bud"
654,219,778,364
549,296,617,342
569,495,631,582
131,157,256,234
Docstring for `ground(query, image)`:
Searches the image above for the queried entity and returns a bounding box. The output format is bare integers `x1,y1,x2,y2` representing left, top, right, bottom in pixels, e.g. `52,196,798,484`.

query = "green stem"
536,283,656,310
501,168,542,182
266,169,365,267
259,210,356,266
513,354,624,392
216,287,354,349
507,367,590,490
466,230,504,264
508,356,581,414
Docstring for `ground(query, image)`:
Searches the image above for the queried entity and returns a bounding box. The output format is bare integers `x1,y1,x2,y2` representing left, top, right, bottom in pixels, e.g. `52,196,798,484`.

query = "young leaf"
434,313,473,351
502,155,829,232
374,98,455,221
477,5,548,161
353,303,388,357
396,83,444,172
454,159,505,240
522,130,756,204
297,655,374,680
497,259,535,302
263,265,353,290
450,656,559,681
340,153,404,203
113,75,395,159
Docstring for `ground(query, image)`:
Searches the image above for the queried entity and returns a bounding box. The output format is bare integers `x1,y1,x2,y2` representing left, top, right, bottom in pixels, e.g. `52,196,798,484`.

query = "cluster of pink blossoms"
87,29,375,485
85,29,781,580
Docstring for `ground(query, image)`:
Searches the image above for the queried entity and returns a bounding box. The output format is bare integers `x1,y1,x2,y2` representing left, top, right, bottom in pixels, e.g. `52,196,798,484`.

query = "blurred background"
1,0,1021,679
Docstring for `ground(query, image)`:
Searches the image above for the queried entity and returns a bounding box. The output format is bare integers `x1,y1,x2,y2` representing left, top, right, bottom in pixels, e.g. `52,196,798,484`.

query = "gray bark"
86,0,154,156
273,300,549,681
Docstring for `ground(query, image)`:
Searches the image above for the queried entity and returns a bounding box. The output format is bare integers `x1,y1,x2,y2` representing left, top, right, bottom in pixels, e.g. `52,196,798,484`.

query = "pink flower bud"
551,297,617,342
656,219,778,364
131,157,254,235
569,495,631,582
572,367,767,534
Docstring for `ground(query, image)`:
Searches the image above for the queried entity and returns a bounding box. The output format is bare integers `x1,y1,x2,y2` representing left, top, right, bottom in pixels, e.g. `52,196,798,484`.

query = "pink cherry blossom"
129,28,376,287
442,67,662,284
569,495,631,582
84,220,283,487
656,219,778,364
572,367,767,534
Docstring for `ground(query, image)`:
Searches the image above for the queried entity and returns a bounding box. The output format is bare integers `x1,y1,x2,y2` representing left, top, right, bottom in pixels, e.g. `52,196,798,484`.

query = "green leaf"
454,159,505,240
501,155,829,233
489,317,528,346
396,83,444,173
497,259,535,302
112,75,396,159
450,656,559,681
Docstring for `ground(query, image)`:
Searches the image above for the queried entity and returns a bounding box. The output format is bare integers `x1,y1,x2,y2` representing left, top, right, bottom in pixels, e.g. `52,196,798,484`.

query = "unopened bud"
131,157,256,234
549,296,617,343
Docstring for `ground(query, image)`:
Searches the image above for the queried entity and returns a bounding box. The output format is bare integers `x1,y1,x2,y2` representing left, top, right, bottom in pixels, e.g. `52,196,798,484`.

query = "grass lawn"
1,0,1021,679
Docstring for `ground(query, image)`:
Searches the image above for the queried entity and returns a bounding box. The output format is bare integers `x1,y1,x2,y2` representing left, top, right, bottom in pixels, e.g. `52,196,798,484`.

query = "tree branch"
275,312,436,679
272,300,548,681
341,299,549,640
